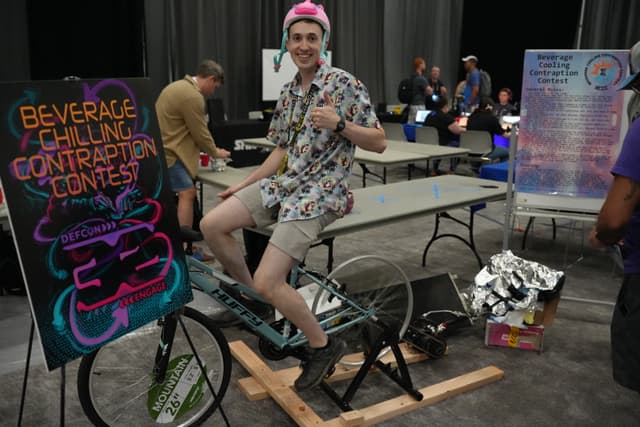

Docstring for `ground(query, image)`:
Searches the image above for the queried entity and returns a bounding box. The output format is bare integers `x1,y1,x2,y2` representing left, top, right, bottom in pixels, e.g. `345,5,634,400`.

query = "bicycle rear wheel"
77,306,231,426
311,255,413,366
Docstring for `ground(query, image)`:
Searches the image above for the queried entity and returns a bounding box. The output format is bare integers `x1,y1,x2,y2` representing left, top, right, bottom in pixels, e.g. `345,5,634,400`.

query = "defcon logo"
584,54,623,90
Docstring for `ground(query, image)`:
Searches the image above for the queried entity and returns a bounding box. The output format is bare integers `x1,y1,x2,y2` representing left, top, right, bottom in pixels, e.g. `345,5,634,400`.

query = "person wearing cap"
155,59,231,252
588,40,640,393
462,54,481,111
199,0,385,391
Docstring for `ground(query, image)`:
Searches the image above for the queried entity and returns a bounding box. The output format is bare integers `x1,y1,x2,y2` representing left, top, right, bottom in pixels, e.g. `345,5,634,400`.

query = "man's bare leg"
253,244,327,348
201,198,326,346
199,196,255,287
176,187,197,228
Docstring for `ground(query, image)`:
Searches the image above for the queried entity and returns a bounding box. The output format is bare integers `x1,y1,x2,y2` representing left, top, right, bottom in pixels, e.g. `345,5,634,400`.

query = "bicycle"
76,229,413,426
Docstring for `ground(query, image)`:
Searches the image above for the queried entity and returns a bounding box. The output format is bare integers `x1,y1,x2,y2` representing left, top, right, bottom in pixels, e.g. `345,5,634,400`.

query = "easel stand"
230,339,504,426
320,322,422,412
17,319,66,427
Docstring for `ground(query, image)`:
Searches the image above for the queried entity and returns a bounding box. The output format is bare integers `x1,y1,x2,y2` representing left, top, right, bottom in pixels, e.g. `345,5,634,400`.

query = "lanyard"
287,85,317,145
278,86,317,176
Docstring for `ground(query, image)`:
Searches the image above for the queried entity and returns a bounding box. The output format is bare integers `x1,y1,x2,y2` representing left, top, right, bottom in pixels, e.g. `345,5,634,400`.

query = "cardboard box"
533,292,561,327
484,293,561,353
485,320,545,352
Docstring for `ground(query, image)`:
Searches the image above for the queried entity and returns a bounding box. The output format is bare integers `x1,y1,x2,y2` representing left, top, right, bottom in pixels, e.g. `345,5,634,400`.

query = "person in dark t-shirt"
424,66,448,110
408,57,430,124
467,97,510,162
422,95,465,173
494,87,517,117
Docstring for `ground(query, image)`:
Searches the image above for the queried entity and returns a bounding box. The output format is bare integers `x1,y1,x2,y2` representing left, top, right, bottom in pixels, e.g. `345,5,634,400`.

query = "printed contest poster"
0,79,192,370
517,50,628,201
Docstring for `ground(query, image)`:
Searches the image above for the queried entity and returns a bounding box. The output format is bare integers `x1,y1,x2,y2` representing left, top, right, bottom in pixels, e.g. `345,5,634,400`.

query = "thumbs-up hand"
322,91,334,108
311,91,340,131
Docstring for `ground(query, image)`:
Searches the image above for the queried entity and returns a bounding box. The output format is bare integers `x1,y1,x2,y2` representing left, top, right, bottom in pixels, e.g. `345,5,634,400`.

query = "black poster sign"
0,78,192,370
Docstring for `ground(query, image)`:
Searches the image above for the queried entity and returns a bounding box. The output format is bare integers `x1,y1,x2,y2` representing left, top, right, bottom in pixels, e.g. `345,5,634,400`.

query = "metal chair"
384,123,407,141
414,126,439,145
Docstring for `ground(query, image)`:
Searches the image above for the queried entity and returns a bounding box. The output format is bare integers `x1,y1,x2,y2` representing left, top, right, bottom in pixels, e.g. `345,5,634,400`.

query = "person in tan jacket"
155,59,231,233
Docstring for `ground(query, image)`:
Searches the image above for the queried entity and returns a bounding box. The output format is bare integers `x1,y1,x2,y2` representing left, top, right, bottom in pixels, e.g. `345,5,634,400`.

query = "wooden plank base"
229,340,504,427
235,342,428,401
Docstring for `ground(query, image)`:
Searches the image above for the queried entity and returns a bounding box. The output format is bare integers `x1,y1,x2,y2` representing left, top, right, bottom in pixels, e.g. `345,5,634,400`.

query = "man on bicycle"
199,0,386,391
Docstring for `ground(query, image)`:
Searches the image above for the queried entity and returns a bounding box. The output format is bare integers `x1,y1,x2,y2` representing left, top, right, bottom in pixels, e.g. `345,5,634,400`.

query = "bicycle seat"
180,225,204,243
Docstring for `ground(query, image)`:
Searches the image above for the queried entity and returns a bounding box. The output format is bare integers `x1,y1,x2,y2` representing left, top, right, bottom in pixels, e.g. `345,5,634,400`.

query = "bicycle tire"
311,255,413,366
77,306,231,426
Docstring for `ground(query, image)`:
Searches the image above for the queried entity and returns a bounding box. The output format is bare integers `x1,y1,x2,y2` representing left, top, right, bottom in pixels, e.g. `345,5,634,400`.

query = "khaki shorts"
234,182,339,261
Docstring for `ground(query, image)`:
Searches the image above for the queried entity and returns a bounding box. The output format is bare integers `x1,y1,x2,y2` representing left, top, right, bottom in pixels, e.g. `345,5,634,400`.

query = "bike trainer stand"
229,334,504,426
319,321,423,412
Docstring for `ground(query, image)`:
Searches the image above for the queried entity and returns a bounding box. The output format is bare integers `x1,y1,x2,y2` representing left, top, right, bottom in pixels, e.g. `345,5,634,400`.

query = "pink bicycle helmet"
273,0,330,72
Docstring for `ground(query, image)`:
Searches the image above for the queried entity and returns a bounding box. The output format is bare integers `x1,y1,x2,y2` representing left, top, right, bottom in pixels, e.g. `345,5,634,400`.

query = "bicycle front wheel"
312,255,413,365
77,306,231,426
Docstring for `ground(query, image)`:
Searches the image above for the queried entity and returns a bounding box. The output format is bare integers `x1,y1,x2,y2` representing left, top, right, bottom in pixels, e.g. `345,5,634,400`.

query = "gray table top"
353,147,429,165
385,139,470,159
197,167,507,240
198,166,255,192
242,137,429,165
241,137,466,166
317,174,505,239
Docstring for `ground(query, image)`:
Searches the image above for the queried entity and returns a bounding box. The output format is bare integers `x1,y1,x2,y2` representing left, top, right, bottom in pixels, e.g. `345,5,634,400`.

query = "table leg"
359,162,368,188
422,210,483,269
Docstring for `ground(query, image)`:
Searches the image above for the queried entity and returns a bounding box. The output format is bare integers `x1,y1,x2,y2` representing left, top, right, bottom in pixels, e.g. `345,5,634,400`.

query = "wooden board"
325,366,504,426
235,342,427,400
229,340,504,427
229,340,325,426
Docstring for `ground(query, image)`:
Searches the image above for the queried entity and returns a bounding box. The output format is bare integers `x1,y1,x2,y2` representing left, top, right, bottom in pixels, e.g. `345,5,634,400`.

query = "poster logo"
584,54,623,90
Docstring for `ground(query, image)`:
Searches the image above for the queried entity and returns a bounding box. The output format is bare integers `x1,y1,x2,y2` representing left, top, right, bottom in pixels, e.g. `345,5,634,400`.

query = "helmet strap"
273,30,289,72
318,31,328,65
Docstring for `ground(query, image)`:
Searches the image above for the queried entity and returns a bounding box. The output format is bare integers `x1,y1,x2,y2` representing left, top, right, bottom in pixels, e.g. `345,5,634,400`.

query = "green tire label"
147,354,206,423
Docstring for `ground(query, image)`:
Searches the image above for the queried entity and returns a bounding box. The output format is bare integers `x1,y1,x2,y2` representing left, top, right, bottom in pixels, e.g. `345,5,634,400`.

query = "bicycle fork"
153,313,178,383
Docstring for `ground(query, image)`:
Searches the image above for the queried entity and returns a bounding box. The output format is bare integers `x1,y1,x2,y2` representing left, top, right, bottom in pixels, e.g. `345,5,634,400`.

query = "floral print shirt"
259,63,380,222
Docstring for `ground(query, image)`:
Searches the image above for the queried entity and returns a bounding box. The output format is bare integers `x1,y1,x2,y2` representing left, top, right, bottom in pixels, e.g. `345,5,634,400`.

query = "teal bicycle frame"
187,257,375,351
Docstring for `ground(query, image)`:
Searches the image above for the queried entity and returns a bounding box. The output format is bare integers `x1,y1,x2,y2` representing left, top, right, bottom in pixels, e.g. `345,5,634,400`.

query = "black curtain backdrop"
459,0,583,104
578,0,640,51
25,0,145,81
0,0,30,81
2,0,639,119
144,0,463,121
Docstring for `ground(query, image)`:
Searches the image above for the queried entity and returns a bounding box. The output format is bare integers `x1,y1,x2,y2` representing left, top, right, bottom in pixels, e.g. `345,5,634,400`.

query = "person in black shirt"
467,97,510,162
407,57,430,124
423,95,465,173
424,66,448,110
494,87,517,117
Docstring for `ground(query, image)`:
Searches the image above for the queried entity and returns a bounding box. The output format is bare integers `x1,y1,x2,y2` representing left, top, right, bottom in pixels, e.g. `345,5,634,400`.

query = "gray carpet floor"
1,163,638,426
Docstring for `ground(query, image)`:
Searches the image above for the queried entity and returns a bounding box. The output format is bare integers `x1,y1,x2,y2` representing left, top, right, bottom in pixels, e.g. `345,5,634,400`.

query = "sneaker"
294,337,347,391
209,284,272,327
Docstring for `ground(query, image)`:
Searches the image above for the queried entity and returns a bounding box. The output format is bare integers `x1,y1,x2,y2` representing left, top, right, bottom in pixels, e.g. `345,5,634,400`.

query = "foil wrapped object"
467,250,564,316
